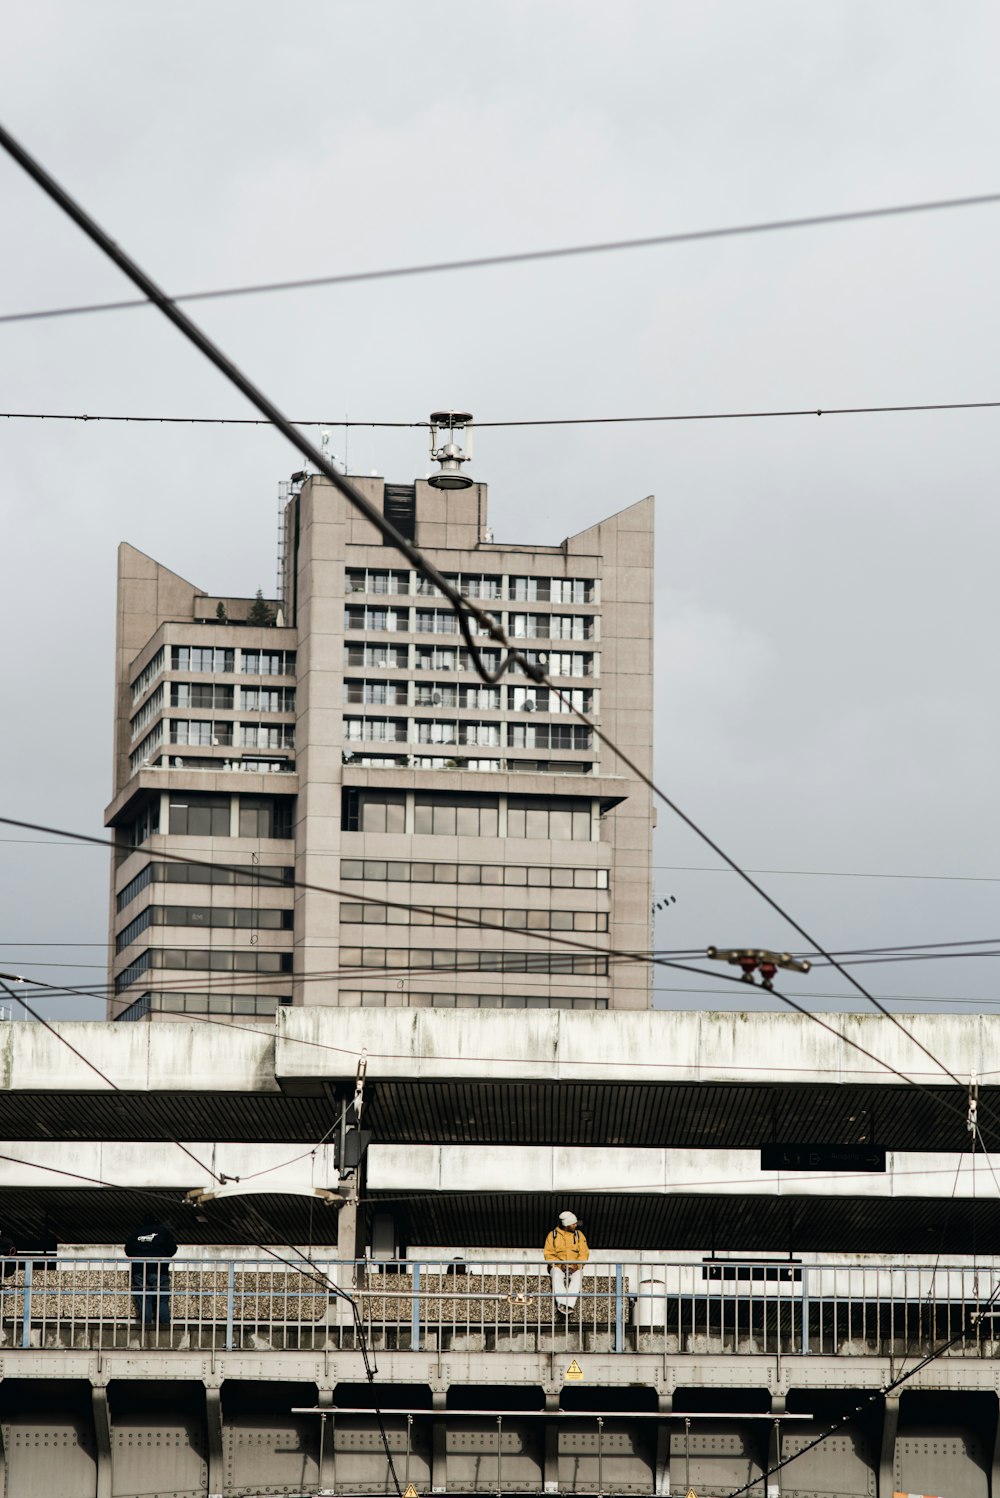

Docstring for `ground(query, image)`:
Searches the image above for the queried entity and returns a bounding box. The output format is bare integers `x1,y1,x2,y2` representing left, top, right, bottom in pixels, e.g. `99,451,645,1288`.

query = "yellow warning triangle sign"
564,1359,584,1381
403,1486,419,1498
685,1489,698,1498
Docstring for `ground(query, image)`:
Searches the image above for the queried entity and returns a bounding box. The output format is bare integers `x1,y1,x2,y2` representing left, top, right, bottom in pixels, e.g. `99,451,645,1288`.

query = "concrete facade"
104,472,654,1022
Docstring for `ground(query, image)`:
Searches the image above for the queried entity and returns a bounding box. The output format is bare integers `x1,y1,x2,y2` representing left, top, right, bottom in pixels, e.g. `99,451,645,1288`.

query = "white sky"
2,2,1000,1028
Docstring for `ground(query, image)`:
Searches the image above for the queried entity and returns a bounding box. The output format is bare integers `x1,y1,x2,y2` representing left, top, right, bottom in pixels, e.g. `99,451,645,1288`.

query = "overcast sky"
2,3,1000,1034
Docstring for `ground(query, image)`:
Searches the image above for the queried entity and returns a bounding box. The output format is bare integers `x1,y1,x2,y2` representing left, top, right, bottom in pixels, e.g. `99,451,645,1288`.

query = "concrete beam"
366,1143,996,1200
0,1007,990,1096
278,1006,998,1087
0,1019,275,1094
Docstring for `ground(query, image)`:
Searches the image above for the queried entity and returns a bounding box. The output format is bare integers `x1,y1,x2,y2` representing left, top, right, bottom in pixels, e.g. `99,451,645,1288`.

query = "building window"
413,795,499,837
171,683,235,711
415,609,458,635
116,863,155,912
340,858,609,890
341,901,607,932
116,801,159,861
130,685,164,741
441,572,502,600
116,861,293,909
170,720,233,747
509,577,594,603
168,794,231,837
508,724,591,751
157,861,294,889
513,651,593,679
116,907,153,951
344,679,405,706
339,990,609,1010
338,947,608,976
344,717,407,743
507,797,592,840
241,649,296,676
508,686,593,714
346,568,409,596
345,606,406,633
342,790,406,834
130,723,165,774
344,643,407,669
154,905,293,931
171,646,235,673
115,949,152,992
238,795,293,839
511,614,592,641
241,723,294,749
155,949,293,974
414,683,457,707
239,686,295,712
131,649,165,703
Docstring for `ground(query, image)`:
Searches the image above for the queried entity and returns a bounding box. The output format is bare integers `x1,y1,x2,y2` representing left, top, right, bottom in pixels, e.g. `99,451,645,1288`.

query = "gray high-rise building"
105,456,654,1021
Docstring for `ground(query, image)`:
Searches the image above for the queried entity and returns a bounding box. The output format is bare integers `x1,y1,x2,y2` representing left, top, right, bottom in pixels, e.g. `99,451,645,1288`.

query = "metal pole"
405,1413,412,1491
411,1261,421,1352
597,1415,604,1498
685,1416,691,1495
496,1414,503,1498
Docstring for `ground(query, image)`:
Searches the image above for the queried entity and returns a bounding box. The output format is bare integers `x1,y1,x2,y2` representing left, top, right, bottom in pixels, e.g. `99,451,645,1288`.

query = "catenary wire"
11,932,1000,962
5,398,1000,428
2,187,999,326
0,123,976,1118
9,835,1000,890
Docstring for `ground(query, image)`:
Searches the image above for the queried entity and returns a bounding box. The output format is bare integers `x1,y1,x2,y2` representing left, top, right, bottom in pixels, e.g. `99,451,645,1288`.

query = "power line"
3,397,1000,429
3,188,999,327
7,834,1000,889
654,862,1000,885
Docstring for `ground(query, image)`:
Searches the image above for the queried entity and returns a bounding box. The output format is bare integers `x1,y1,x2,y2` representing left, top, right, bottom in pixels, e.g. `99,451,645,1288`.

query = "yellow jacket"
544,1226,589,1263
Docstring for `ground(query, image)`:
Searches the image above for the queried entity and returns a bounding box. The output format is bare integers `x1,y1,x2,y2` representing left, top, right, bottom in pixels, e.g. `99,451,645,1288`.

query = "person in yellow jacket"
544,1210,589,1314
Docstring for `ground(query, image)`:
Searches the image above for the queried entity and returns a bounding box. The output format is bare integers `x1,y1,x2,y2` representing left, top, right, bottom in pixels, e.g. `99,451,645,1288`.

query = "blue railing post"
800,1266,810,1355
411,1261,421,1351
21,1260,32,1349
225,1260,235,1350
614,1263,624,1352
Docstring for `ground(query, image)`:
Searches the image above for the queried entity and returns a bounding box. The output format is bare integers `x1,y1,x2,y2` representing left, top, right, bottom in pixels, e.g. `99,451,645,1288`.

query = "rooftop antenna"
428,410,474,490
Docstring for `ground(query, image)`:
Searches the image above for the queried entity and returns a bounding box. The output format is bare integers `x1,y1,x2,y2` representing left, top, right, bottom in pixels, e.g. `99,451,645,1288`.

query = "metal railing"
1,1256,998,1355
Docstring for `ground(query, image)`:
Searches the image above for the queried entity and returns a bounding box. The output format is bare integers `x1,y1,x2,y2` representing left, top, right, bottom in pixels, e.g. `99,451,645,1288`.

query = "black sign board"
760,1144,886,1173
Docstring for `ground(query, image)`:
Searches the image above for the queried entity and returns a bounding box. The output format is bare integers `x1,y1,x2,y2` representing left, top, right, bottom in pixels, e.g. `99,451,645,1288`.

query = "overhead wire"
4,398,1000,429
2,186,998,326
9,834,1000,890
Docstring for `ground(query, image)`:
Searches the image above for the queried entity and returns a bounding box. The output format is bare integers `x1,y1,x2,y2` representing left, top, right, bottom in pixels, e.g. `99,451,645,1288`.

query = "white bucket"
632,1277,667,1328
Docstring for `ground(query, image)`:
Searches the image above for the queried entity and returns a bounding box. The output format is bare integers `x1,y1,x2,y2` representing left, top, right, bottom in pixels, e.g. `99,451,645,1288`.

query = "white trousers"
549,1263,583,1312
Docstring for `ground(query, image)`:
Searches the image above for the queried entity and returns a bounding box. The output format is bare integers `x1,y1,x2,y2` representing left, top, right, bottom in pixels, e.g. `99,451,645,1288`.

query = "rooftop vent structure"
428,410,474,490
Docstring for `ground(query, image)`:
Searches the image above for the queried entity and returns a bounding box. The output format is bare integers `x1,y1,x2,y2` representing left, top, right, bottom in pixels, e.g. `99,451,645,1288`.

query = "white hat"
558,1211,579,1227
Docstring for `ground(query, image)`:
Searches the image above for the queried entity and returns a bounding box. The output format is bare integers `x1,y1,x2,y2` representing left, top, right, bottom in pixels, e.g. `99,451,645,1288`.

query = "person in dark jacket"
125,1217,178,1329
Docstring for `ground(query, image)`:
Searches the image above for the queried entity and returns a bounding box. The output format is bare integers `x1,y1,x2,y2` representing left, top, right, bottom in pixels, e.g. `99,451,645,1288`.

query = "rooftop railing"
2,1257,999,1356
